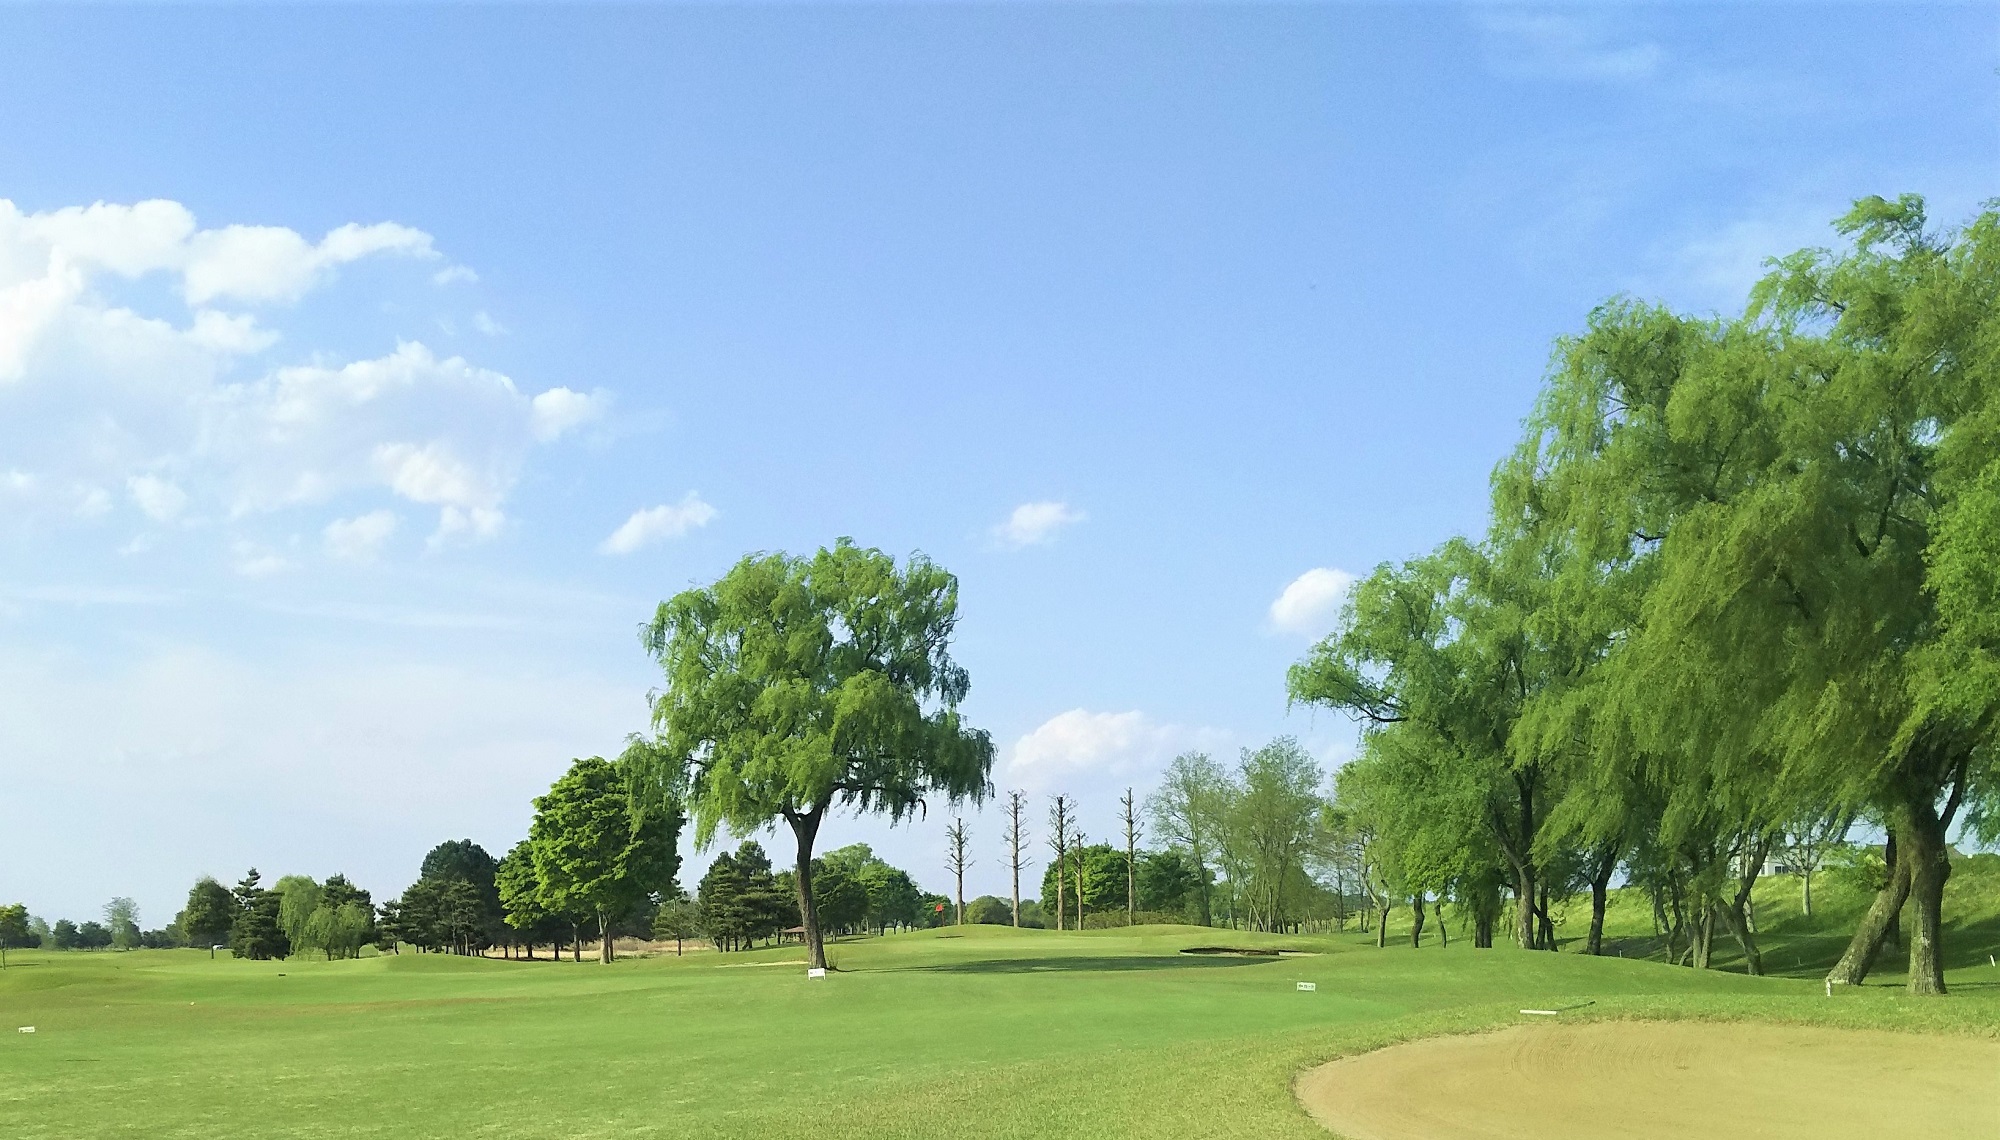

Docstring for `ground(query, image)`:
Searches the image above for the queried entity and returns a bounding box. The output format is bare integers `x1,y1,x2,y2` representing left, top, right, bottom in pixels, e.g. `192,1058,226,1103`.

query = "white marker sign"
807,967,826,979
1296,982,1316,992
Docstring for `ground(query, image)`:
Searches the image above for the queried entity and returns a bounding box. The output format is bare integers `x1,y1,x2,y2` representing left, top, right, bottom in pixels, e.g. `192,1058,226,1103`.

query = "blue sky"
2,3,1993,926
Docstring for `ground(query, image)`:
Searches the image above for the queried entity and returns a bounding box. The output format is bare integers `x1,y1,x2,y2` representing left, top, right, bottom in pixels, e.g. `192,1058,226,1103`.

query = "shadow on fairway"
885,955,1277,975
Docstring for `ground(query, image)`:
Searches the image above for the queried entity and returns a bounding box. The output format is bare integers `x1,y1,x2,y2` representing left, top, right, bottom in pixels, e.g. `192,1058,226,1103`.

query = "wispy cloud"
1476,10,1663,83
991,500,1085,549
600,493,718,555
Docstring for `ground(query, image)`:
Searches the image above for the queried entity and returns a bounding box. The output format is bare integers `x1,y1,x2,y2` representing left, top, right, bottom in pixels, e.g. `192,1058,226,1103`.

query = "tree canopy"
644,538,994,970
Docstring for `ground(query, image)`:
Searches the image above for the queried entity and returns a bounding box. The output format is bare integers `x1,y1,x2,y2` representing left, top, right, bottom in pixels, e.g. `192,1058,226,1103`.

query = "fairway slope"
1296,1021,2000,1140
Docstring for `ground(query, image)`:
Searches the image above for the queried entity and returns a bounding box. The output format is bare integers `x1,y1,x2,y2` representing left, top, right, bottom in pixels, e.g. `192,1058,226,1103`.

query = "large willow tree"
1505,196,1999,994
643,539,994,971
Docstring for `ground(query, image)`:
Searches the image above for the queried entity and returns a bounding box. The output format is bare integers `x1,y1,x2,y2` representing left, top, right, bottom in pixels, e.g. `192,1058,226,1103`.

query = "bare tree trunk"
1005,791,1027,928
785,805,828,970
1047,796,1070,932
598,912,613,964
1410,894,1426,948
1121,788,1140,927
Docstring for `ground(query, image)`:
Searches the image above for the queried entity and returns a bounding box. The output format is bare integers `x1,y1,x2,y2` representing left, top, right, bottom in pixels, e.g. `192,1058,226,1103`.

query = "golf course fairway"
4,915,1998,1140
1296,1021,2000,1140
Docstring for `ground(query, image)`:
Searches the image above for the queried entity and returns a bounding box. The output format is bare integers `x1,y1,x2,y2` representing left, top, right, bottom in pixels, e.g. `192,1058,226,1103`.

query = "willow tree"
1510,196,1998,994
1290,541,1567,949
643,539,994,971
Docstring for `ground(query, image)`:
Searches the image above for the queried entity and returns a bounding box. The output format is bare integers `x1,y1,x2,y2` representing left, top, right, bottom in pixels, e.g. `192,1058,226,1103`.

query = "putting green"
1296,1020,2000,1140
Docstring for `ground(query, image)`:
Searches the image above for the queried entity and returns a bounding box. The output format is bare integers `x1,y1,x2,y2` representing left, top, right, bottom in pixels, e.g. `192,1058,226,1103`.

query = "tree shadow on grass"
883,955,1279,975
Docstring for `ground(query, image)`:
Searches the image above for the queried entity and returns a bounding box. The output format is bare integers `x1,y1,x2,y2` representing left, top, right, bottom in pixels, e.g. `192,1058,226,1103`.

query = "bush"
1081,911,1184,929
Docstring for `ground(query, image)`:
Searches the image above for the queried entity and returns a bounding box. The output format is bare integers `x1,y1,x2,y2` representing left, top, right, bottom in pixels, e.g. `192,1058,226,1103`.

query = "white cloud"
529,386,602,441
1477,12,1663,82
0,198,608,565
472,310,507,337
127,474,188,522
1268,567,1357,637
230,540,294,578
183,219,434,305
992,500,1085,549
1001,709,1228,795
323,510,398,561
601,493,718,555
185,309,278,355
432,265,478,286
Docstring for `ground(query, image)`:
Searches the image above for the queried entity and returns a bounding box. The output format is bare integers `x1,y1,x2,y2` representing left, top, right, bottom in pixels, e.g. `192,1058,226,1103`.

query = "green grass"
4,913,1996,1140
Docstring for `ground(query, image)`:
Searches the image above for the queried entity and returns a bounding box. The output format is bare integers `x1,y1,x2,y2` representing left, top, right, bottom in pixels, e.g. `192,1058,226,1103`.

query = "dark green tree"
180,877,238,949
529,754,682,964
229,870,289,960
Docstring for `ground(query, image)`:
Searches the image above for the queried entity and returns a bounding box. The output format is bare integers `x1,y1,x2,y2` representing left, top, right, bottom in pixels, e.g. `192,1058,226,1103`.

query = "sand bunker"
1297,1020,1999,1140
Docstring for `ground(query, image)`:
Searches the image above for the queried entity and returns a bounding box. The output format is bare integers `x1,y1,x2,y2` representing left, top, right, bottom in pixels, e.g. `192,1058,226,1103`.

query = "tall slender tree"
1119,788,1141,925
1046,796,1072,931
1002,790,1029,927
944,817,972,926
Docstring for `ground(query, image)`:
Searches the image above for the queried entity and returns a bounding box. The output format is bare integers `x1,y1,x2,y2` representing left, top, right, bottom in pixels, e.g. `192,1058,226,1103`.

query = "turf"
3,919,1996,1140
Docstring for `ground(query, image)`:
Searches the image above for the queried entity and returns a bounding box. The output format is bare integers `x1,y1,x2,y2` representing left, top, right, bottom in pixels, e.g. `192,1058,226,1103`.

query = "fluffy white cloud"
472,310,507,337
0,198,602,555
529,386,602,441
992,500,1085,549
1002,709,1227,794
323,510,398,561
1268,567,1357,637
127,474,187,522
601,493,718,555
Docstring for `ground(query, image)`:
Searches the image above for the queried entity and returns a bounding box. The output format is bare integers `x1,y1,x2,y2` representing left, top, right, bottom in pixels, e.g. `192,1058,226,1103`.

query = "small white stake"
807,967,826,979
1296,981,1316,992
1825,979,1832,998
15,1026,33,1034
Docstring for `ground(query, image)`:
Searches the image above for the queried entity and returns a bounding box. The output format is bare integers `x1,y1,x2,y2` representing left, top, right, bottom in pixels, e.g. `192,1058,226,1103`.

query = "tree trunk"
1826,829,1912,986
1903,804,1951,996
1410,895,1426,948
1436,899,1449,948
1802,868,1813,918
785,805,828,971
1375,903,1389,948
1718,834,1770,976
1512,864,1536,949
1585,843,1617,955
598,912,613,964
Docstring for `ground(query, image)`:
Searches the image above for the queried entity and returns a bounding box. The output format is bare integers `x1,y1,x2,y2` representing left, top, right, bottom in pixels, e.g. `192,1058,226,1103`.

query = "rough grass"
3,913,1995,1140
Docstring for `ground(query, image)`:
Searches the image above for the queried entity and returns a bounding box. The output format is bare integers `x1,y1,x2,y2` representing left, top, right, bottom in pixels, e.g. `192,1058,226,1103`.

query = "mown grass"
3,912,1995,1140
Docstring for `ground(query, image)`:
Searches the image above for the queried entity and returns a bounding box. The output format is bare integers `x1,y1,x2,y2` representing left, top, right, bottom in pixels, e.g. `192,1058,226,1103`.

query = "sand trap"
1297,1020,1999,1140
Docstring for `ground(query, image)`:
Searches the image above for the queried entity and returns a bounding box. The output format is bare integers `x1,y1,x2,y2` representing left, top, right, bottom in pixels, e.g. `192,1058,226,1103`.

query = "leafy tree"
1039,844,1123,920
0,904,30,967
28,916,51,949
644,539,995,970
180,877,237,949
697,842,792,951
103,898,140,951
51,918,80,950
496,841,568,958
1226,739,1323,933
417,840,503,949
74,921,113,949
1147,752,1228,926
650,893,701,955
230,870,289,960
1135,848,1204,920
530,754,682,963
963,895,1013,925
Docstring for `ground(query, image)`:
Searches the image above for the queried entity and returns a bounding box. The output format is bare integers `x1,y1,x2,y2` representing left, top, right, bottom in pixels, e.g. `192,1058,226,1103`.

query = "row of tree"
1279,196,1997,996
